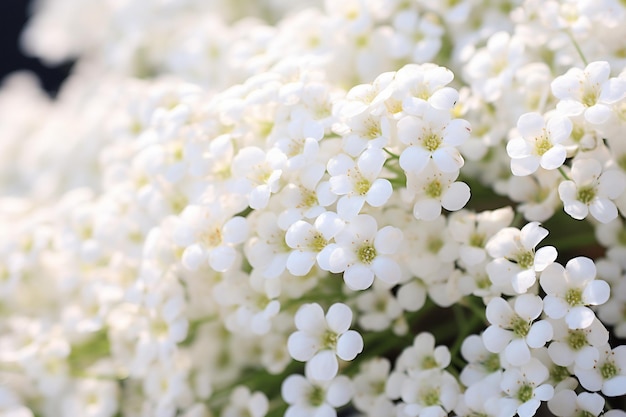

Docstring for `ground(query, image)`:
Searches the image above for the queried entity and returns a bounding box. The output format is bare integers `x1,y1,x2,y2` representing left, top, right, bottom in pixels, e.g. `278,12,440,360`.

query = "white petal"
432,147,464,173
326,303,353,334
281,374,309,404
589,198,617,224
413,198,442,221
505,338,531,366
343,264,375,290
182,244,205,271
520,222,548,250
336,330,364,361
400,146,430,174
374,226,403,255
582,280,610,305
208,246,236,272
603,376,626,396
566,306,595,329
441,182,470,211
526,320,553,348
366,179,393,207
506,138,531,158
287,331,319,361
287,250,317,276
517,112,545,138
511,156,540,176
371,257,401,285
540,146,566,170
482,325,512,353
534,246,557,271
543,295,568,319
307,350,339,381
295,303,326,334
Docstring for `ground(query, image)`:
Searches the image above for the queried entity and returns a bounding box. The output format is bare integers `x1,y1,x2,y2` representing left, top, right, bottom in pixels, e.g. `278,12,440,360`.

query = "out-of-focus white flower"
281,373,353,417
548,389,605,417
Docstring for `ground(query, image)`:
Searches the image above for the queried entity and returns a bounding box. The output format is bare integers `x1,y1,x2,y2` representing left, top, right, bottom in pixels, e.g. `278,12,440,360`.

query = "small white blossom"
486,222,557,294
482,294,553,366
558,158,625,223
287,303,363,381
507,112,572,176
540,256,610,329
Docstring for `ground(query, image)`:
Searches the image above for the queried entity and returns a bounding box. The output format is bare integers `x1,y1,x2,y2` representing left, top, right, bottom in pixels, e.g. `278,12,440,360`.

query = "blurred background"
1,0,70,94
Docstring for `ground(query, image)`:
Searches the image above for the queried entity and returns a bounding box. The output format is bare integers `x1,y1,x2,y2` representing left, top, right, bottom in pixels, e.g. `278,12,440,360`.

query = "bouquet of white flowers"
1,0,626,416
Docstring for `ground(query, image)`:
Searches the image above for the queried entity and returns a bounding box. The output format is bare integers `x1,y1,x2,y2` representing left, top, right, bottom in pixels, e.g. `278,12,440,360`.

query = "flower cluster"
1,0,626,417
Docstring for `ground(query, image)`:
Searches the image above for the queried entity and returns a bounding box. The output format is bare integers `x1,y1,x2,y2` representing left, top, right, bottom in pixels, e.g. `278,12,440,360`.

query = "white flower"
327,148,393,219
575,344,626,396
287,303,363,381
285,211,345,276
448,207,514,266
482,294,553,366
548,390,605,417
485,222,557,294
551,61,626,125
558,158,626,223
540,257,610,329
498,358,554,417
395,332,451,376
327,214,403,290
405,161,471,221
397,106,470,175
546,317,609,369
463,31,525,102
506,112,572,176
352,357,392,413
231,146,287,210
400,370,460,417
460,334,503,387
222,386,269,417
281,373,353,417
173,204,248,272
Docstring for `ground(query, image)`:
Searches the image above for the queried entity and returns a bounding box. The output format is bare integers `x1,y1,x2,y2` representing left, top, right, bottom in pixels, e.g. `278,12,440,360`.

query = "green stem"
566,30,589,66
558,166,571,181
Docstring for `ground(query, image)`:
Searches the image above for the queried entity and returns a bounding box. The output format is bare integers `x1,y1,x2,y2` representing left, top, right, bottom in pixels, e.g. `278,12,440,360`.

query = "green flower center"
582,89,598,108
477,274,492,289
425,180,443,199
420,387,440,406
483,353,501,373
600,360,618,380
578,411,596,417
309,233,328,252
550,365,571,383
567,329,588,350
469,233,486,248
565,288,583,306
517,384,534,403
511,315,531,338
535,135,552,156
322,330,338,350
357,243,377,264
355,175,371,196
423,133,443,152
577,185,596,204
516,250,535,269
309,385,326,407
421,355,438,370
428,237,443,253
300,188,318,209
